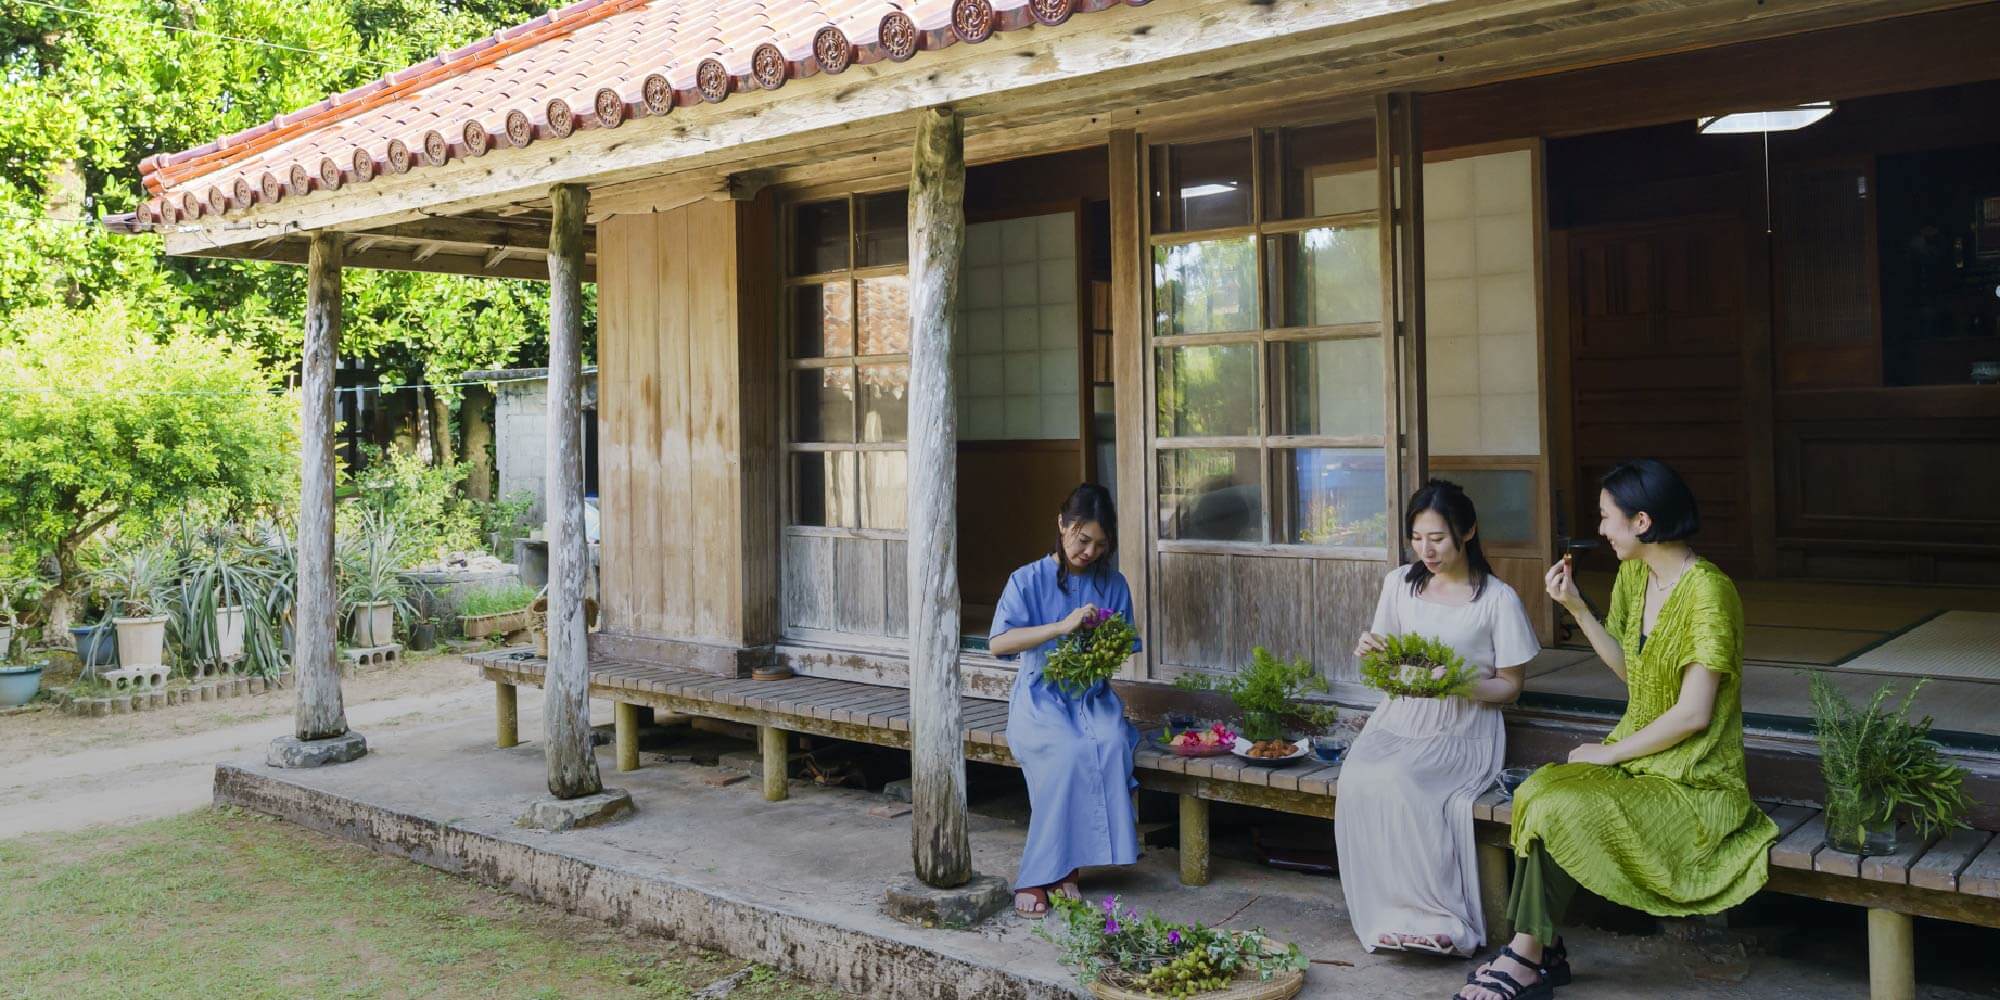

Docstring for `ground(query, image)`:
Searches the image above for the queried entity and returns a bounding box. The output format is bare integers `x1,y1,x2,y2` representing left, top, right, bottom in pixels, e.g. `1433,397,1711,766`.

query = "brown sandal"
1057,869,1082,901
1014,886,1051,919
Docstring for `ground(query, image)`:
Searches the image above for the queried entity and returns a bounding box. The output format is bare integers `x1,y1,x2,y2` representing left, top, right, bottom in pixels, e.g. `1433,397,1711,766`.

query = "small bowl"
1497,766,1537,798
1164,711,1201,732
1310,736,1350,765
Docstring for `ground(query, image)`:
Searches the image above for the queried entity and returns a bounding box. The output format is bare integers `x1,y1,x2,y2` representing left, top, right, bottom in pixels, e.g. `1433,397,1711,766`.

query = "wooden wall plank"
596,215,637,634
884,538,909,639
1313,558,1384,698
689,198,743,642
834,536,887,635
656,208,696,636
735,195,782,645
782,534,835,631
1158,551,1230,671
1231,556,1313,668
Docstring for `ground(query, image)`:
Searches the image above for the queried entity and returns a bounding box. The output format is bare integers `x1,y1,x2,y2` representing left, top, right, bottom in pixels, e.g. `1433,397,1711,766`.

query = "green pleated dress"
1510,558,1778,916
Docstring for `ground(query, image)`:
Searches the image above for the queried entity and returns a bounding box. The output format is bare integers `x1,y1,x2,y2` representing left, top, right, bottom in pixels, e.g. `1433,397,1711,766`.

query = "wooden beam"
905,106,970,890
356,215,559,251
295,231,350,742
543,182,603,801
1107,130,1151,676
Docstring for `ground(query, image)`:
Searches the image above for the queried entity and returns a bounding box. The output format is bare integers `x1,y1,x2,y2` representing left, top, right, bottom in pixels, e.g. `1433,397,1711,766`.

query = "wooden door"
1564,216,1756,574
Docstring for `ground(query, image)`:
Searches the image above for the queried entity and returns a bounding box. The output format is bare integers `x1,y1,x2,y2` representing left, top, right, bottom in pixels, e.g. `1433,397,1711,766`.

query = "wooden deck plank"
1772,815,1828,871
1962,835,2000,899
1473,788,1509,822
1763,804,1819,841
846,691,909,727
1298,764,1340,797
768,678,852,718
1911,829,1995,892
817,688,889,724
804,685,879,722
1143,751,1189,776
1815,844,1862,878
1861,828,1938,885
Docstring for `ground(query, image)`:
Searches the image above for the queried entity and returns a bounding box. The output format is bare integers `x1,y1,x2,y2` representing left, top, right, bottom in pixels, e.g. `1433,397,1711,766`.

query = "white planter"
0,624,13,659
215,605,247,661
348,602,396,647
113,615,171,669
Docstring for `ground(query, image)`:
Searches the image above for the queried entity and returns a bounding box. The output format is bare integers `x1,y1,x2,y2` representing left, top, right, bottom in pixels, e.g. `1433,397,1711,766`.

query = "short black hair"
1600,459,1700,542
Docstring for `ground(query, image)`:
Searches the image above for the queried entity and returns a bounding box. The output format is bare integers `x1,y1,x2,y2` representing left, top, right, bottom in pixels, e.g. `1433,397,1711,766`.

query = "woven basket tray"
1088,968,1304,1000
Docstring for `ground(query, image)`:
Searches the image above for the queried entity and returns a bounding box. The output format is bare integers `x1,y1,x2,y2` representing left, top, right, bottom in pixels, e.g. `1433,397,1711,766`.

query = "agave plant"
94,542,180,620
337,511,424,637
170,517,288,677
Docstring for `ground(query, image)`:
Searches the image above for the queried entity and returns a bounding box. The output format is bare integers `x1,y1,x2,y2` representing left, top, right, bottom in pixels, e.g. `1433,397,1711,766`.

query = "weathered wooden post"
519,182,631,831
268,231,366,768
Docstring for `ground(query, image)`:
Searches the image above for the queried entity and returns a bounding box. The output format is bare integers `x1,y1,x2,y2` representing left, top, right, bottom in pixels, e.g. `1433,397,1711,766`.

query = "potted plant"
0,656,45,708
1359,633,1480,700
174,521,273,673
461,582,538,639
339,512,417,648
1038,895,1307,999
1175,647,1337,743
409,614,441,652
95,543,178,670
1810,674,1970,856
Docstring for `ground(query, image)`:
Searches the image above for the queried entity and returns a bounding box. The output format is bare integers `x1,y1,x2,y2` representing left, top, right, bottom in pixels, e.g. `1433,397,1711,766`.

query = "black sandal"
1463,945,1557,990
1454,967,1554,1000
1543,937,1572,987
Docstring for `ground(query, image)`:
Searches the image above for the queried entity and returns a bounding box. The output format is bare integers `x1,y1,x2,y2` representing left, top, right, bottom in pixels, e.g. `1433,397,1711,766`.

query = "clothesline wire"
8,0,401,68
0,373,576,397
0,206,281,235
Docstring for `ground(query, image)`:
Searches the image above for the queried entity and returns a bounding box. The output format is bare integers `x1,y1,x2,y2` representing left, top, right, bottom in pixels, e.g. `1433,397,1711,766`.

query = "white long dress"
1334,566,1540,954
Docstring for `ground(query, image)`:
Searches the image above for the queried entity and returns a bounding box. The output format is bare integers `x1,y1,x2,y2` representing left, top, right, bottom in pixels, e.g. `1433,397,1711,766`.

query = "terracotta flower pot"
113,615,171,669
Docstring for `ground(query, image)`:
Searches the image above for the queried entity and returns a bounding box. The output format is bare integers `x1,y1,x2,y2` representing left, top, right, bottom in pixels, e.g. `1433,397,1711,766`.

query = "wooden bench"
473,650,2000,1000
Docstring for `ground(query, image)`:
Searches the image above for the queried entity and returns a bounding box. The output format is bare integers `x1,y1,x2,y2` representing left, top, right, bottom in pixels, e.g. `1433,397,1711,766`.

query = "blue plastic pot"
0,662,44,708
70,624,117,667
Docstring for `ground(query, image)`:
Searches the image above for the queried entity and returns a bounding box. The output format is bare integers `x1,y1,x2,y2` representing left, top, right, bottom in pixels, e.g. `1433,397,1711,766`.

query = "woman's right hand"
1544,559,1585,612
1060,604,1101,635
1352,631,1388,658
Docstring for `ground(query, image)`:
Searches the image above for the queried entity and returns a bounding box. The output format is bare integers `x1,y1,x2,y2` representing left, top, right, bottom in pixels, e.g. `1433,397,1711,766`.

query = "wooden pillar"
1477,841,1513,941
1867,908,1916,1000
543,183,604,801
1179,795,1210,886
614,701,641,771
760,725,789,802
906,106,971,889
495,682,519,748
1107,130,1149,671
295,231,351,742
1375,91,1427,530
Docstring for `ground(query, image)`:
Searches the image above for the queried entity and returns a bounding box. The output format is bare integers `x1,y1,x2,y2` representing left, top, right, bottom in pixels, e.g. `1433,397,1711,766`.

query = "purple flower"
1105,917,1121,934
1168,930,1182,947
1102,896,1118,914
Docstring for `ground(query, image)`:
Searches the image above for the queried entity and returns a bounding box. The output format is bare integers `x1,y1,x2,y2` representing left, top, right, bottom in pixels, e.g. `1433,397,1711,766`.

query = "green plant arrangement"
1037,895,1306,999
1810,674,1970,856
1175,648,1335,742
1359,633,1480,700
94,542,178,620
1042,609,1140,696
459,583,538,619
338,512,422,645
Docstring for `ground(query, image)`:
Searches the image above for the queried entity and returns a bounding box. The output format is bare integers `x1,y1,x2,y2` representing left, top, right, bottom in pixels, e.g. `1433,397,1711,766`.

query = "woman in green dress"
1454,459,1778,1000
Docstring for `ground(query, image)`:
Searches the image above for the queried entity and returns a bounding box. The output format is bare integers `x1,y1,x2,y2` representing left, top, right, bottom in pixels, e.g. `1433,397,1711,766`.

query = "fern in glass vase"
1809,673,1969,856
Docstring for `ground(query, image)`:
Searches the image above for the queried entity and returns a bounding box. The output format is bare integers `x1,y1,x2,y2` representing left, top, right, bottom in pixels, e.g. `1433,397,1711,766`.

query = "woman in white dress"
1336,479,1540,957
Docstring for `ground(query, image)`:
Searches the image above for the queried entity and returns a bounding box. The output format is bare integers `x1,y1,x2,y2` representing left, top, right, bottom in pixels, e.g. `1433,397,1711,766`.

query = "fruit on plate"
1168,721,1237,750
1245,739,1299,759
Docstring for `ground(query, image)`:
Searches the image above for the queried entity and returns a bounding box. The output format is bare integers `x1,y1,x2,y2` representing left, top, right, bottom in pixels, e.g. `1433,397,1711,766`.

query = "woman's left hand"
1567,743,1620,766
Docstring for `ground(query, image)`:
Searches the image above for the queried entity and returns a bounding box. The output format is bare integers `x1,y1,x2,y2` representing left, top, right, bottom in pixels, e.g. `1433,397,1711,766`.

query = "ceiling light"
1181,182,1240,199
1697,102,1834,134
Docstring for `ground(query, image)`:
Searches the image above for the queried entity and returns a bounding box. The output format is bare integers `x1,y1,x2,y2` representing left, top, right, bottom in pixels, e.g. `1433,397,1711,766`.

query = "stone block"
881,873,1011,930
702,773,746,789
881,778,913,803
515,788,634,832
267,732,369,769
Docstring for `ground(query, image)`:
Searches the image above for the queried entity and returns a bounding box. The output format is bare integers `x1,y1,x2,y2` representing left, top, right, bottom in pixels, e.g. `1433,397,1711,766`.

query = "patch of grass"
458,583,538,619
0,809,847,1000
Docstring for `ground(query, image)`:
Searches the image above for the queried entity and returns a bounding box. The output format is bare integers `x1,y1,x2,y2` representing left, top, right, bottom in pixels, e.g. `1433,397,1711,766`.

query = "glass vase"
1823,796,1902,857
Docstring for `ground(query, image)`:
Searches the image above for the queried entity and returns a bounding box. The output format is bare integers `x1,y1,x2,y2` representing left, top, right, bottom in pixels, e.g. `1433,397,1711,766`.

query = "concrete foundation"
266,732,368,768
516,788,634,831
882,873,1011,930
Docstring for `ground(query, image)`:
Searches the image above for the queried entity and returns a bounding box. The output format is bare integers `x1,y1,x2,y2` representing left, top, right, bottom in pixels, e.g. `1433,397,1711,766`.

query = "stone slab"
266,732,369,769
882,873,1011,930
516,788,634,831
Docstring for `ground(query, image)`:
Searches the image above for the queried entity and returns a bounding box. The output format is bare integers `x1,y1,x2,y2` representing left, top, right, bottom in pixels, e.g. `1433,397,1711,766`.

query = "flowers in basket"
1042,608,1138,696
1037,895,1306,998
1359,633,1478,699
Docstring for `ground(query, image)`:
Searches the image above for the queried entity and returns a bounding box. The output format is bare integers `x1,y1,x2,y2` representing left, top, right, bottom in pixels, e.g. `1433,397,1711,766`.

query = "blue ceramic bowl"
1310,736,1350,764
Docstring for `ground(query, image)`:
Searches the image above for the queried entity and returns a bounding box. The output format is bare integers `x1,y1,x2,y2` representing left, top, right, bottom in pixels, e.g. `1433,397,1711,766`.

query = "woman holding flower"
1339,480,1540,957
990,484,1142,918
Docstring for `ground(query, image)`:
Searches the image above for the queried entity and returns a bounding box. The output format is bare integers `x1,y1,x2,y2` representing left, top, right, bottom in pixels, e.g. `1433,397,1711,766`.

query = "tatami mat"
1837,611,2000,683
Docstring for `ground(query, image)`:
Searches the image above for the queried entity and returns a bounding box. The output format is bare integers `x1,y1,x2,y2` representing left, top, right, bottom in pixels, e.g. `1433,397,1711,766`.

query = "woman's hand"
1544,559,1584,613
1567,743,1620,766
1059,604,1101,635
1352,631,1388,658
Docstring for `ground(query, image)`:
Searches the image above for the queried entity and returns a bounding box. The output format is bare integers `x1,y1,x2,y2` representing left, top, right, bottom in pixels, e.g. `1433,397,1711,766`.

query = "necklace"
1648,550,1696,594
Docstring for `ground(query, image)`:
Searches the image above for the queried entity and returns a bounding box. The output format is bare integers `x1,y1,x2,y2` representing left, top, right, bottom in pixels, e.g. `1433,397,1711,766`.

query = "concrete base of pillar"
267,732,369,769
882,873,1011,930
516,788,634,832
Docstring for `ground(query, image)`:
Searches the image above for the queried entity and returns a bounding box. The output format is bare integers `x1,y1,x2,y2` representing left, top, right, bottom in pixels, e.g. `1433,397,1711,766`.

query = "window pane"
790,281,853,359
1156,344,1257,438
862,451,907,530
1444,468,1536,548
857,274,910,356
1150,137,1252,233
1265,225,1381,328
857,190,909,268
1277,448,1386,548
1272,338,1383,438
792,368,855,443
859,364,908,443
792,199,848,276
793,452,857,527
1153,236,1258,336
1261,121,1378,221
1157,448,1262,542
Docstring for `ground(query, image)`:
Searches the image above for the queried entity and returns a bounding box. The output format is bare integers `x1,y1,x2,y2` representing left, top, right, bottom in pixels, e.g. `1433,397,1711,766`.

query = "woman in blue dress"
990,484,1142,918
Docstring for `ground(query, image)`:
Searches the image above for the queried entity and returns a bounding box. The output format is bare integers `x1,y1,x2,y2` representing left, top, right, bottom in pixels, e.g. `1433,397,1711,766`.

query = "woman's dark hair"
1053,483,1118,593
1402,478,1494,599
1600,459,1701,542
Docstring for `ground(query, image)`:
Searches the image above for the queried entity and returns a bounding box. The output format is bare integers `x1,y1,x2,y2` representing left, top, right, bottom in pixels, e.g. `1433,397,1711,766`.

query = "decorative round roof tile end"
545,98,576,139
953,0,997,42
751,44,787,91
594,87,626,128
352,148,376,181
386,139,412,175
641,74,673,116
1030,0,1075,26
261,172,284,203
696,59,730,103
422,130,449,167
813,26,852,75
181,191,202,219
232,178,254,208
206,187,228,215
506,109,536,147
880,12,919,61
288,164,311,196
318,157,344,191
158,200,178,226
462,121,491,156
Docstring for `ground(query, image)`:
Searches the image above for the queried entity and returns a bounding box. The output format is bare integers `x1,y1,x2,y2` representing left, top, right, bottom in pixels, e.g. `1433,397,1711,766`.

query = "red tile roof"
132,0,1141,227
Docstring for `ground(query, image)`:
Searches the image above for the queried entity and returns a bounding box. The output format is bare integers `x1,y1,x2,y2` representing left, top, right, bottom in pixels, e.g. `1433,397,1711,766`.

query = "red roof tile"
133,0,1139,227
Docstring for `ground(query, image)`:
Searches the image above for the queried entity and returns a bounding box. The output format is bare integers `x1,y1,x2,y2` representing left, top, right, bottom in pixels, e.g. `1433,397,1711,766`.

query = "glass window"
1151,137,1253,233
1265,225,1381,328
861,451,907,530
856,274,910,356
1153,237,1258,336
1272,339,1383,438
791,199,848,276
1156,344,1257,438
1445,467,1536,548
1276,448,1386,548
857,190,909,268
858,364,908,443
1157,448,1262,542
1261,122,1378,221
793,452,857,528
790,282,852,359
792,368,855,443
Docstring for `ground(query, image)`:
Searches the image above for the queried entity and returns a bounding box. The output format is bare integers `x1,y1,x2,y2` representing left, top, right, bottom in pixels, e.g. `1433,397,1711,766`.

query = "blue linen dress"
992,555,1143,891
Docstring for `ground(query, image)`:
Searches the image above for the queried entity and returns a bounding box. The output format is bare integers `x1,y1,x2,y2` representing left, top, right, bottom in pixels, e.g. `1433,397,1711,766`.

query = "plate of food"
1160,721,1237,757
1231,736,1311,767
